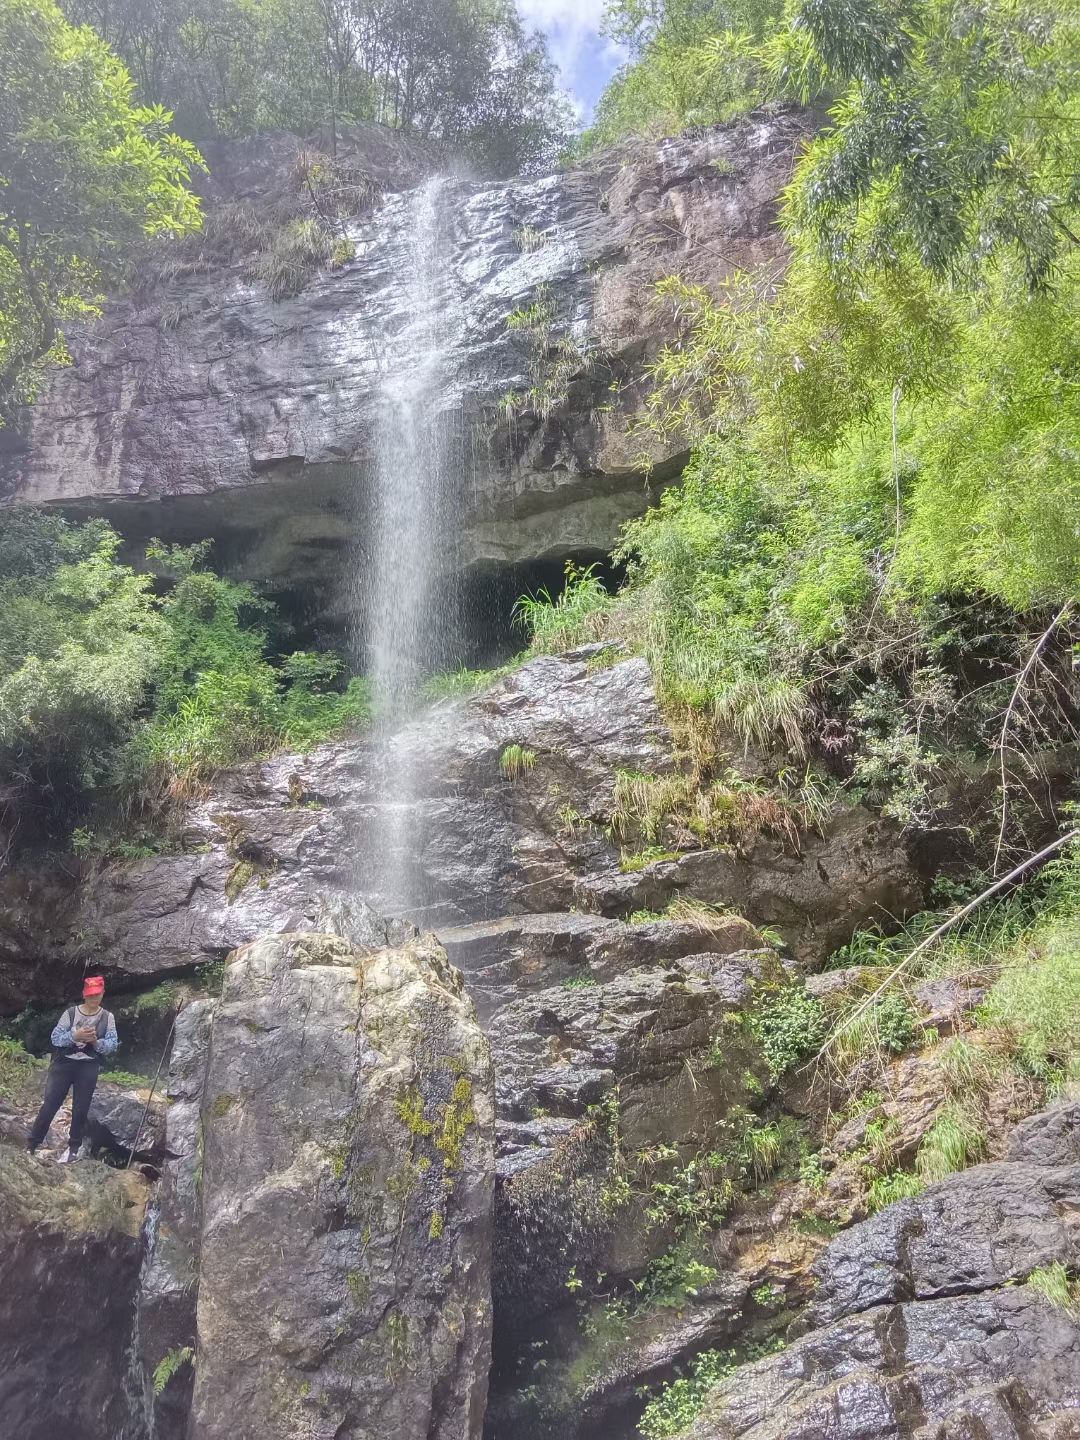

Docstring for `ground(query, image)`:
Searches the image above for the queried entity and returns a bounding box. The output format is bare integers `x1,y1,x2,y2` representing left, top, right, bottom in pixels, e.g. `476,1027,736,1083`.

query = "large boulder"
807,1161,1080,1328
678,1106,1080,1440
184,931,494,1440
0,1146,150,1440
683,1288,1080,1440
131,998,215,1438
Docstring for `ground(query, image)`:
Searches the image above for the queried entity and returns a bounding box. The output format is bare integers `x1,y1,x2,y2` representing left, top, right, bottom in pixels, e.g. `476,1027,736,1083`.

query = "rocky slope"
0,651,920,1012
0,108,814,602
684,1099,1080,1440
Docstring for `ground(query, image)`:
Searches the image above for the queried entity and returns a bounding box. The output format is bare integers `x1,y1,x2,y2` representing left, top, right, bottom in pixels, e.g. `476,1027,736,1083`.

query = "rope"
124,1001,185,1170
815,827,1080,1063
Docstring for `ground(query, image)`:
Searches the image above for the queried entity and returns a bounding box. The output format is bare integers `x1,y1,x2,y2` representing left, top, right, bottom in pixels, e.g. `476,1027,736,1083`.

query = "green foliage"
419,657,527,701
866,1169,925,1212
250,217,334,299
581,0,781,152
0,0,202,409
916,1102,987,1184
872,991,918,1054
60,0,573,177
152,1345,193,1395
978,911,1080,1080
499,743,537,782
0,516,164,790
637,1337,785,1439
515,562,616,655
749,985,828,1080
100,1067,154,1088
0,513,370,823
0,1037,45,1101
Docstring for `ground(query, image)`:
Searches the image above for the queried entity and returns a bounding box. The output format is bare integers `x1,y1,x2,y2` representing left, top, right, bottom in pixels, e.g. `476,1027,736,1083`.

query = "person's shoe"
56,1146,82,1164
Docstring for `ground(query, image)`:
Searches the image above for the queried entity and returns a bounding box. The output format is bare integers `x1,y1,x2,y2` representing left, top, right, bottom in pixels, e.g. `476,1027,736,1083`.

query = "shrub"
0,515,370,828
749,985,828,1080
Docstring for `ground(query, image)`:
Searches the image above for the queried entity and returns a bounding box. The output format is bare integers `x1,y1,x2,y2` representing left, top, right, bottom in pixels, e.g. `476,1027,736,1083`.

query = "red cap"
83,976,105,996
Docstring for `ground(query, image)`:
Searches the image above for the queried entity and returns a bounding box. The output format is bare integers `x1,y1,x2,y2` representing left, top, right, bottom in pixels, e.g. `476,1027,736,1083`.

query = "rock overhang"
0,107,815,623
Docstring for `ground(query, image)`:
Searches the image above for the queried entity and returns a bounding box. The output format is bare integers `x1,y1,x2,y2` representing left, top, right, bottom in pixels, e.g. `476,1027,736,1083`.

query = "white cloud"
516,0,627,120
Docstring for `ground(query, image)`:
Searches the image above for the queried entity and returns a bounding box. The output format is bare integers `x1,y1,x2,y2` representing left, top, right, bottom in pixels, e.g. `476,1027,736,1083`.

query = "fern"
153,1346,194,1395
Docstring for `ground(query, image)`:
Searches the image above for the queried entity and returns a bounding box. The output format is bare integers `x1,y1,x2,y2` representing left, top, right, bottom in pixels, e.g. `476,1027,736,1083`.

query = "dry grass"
610,767,800,856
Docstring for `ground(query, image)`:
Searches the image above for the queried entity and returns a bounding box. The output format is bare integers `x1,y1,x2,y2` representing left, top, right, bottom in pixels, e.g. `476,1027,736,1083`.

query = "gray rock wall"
0,110,814,592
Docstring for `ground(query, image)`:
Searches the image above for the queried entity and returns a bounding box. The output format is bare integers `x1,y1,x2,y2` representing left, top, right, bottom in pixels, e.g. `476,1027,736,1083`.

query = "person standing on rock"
26,976,118,1163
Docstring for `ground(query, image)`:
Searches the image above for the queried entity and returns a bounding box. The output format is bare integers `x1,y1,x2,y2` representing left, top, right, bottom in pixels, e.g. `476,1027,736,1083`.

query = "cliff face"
0,108,812,599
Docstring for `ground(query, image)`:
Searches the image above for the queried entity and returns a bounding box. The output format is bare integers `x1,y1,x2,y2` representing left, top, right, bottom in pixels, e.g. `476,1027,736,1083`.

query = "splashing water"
357,175,463,704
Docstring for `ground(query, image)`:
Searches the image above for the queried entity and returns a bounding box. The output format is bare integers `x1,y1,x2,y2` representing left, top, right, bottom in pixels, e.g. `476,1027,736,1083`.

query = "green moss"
211,1093,235,1117
346,1269,371,1308
428,1209,444,1239
435,1077,476,1176
225,860,256,903
396,1085,434,1137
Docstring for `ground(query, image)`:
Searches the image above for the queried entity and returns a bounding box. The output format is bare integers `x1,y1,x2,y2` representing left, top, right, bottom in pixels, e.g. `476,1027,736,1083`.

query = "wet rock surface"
0,1148,150,1440
0,653,923,1010
0,110,815,590
680,1109,1080,1440
685,1287,1080,1440
184,931,494,1440
809,1161,1080,1327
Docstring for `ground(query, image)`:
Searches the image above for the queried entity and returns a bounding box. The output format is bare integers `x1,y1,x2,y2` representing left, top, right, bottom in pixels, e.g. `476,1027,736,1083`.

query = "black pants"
28,1059,101,1150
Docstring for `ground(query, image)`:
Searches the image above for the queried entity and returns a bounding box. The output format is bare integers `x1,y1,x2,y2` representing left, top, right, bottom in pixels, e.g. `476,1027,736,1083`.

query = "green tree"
0,0,203,411
769,0,1080,292
62,0,573,175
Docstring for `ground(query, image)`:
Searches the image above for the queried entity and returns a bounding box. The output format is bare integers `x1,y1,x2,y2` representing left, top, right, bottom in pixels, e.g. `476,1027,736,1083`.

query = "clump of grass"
1026,1262,1079,1315
514,562,616,655
867,1169,925,1211
740,1118,800,1184
610,767,801,857
419,655,530,702
916,1102,987,1183
512,224,548,252
664,894,736,933
499,744,537,782
978,914,1080,1079
506,288,555,334
251,217,334,298
710,671,810,758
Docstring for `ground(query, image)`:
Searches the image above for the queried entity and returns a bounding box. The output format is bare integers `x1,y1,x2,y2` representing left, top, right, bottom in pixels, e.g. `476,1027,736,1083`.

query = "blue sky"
517,0,628,122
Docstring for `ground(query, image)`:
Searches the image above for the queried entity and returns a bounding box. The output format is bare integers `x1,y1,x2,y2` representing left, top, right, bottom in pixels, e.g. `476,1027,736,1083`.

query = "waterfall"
358,175,463,702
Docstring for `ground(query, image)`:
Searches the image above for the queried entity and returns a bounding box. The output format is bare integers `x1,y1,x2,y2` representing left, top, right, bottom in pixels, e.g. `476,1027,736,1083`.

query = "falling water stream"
347,175,467,913
359,175,463,701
